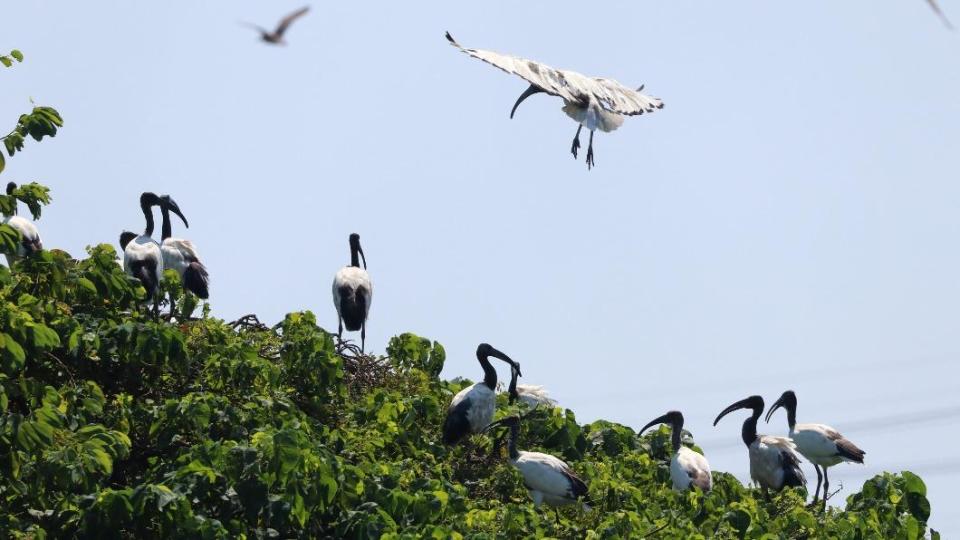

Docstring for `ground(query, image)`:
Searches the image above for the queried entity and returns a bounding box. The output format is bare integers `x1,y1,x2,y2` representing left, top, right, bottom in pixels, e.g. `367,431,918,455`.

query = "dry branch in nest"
336,337,393,396
228,314,271,332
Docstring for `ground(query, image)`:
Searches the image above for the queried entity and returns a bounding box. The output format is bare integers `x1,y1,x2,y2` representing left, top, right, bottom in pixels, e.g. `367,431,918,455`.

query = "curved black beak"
507,363,521,404
714,397,757,426
358,245,367,270
510,84,545,119
639,413,673,436
164,197,189,228
764,396,786,424
481,414,519,435
486,345,521,376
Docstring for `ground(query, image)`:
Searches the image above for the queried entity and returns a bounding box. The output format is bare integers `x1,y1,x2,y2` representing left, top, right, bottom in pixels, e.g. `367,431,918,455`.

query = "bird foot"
586,147,595,170
571,137,581,159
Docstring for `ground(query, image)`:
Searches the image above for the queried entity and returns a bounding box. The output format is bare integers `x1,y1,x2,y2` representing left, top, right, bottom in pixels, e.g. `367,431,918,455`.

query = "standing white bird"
640,411,712,492
442,343,521,446
484,415,588,523
121,192,164,317
714,395,806,495
445,32,664,169
2,182,43,266
765,390,865,508
158,195,209,317
332,233,372,352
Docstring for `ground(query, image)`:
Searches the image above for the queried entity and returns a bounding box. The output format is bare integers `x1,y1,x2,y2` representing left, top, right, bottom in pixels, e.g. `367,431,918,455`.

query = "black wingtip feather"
184,261,210,299
445,31,456,45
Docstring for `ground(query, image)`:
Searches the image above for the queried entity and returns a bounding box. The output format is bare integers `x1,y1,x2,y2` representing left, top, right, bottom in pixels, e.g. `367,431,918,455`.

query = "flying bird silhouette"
925,0,954,28
446,32,664,170
242,6,310,45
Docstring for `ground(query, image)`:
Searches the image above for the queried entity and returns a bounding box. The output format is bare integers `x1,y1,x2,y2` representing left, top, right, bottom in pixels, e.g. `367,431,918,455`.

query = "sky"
3,0,960,534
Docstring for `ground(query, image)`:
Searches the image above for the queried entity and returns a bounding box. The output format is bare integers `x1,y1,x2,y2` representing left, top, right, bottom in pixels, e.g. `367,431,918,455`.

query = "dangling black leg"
554,508,561,526
168,293,177,321
361,321,366,353
338,318,343,340
585,130,595,169
822,468,830,511
570,125,582,158
811,464,823,505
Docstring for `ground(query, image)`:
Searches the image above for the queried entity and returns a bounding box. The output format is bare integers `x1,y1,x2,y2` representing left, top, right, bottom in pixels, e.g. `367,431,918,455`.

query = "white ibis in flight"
2,182,43,266
122,192,165,317
445,32,664,169
442,343,521,446
765,390,865,507
714,395,806,495
242,6,310,45
640,410,712,492
484,415,588,522
158,195,209,317
332,233,372,352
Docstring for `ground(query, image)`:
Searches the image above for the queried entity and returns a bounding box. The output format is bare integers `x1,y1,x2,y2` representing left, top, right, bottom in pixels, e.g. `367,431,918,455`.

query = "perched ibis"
485,415,588,521
2,182,43,266
332,233,372,351
442,343,521,445
158,195,209,316
445,32,664,169
714,395,806,495
122,192,164,316
766,390,865,507
640,410,712,491
243,6,309,45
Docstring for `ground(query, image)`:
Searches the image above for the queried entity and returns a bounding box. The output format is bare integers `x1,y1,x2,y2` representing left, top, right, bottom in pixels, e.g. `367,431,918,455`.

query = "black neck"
741,407,760,447
507,422,519,460
160,206,172,240
142,199,155,237
671,419,683,453
479,353,497,390
786,401,797,429
350,244,360,267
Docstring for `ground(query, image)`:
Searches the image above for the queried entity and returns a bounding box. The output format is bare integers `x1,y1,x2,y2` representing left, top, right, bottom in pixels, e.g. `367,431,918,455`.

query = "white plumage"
122,192,165,315
640,411,712,492
332,233,372,351
766,390,865,505
446,32,663,169
749,436,803,492
714,395,805,493
513,384,558,408
2,215,42,265
3,182,43,266
442,344,520,446
512,451,587,508
449,383,495,434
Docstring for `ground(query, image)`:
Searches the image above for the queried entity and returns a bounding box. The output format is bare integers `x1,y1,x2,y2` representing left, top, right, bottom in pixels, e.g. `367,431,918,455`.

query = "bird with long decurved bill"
332,233,373,352
2,182,43,266
446,32,664,169
158,195,209,318
121,192,165,317
442,343,521,446
714,395,806,496
640,410,712,492
483,415,588,523
766,390,865,508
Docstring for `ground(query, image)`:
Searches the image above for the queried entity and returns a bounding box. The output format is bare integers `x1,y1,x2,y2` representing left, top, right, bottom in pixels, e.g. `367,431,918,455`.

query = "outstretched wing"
445,32,663,116
926,0,954,28
275,6,310,37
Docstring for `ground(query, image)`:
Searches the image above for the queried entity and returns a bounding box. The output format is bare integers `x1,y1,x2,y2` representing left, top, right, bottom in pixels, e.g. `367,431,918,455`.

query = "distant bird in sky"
2,182,43,266
242,6,310,45
445,32,664,170
332,233,372,351
925,0,954,28
158,195,209,317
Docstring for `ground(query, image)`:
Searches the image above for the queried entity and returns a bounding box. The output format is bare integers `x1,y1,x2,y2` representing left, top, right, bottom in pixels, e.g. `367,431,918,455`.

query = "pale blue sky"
4,0,959,534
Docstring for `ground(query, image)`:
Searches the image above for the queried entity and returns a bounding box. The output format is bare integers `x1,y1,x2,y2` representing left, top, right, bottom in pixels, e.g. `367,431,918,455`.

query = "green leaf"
0,56,11,68
11,50,23,62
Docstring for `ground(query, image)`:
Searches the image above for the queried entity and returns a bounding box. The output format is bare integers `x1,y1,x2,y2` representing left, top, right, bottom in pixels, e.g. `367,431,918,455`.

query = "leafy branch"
0,106,64,174
0,50,24,68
